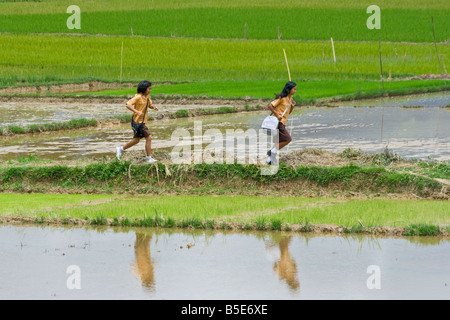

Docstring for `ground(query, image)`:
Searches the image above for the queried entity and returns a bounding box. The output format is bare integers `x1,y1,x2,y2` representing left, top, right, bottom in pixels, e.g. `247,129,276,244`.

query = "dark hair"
137,80,152,94
275,81,296,99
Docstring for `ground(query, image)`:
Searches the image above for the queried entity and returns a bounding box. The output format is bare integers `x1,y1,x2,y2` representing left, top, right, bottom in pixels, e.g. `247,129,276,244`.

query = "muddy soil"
0,81,136,95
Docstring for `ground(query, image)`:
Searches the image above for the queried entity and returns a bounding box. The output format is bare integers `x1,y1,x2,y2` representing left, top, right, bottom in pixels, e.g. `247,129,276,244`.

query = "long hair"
137,80,152,94
275,81,296,99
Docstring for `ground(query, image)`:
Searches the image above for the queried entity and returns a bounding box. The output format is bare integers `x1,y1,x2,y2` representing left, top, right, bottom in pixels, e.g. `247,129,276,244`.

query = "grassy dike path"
1,156,449,237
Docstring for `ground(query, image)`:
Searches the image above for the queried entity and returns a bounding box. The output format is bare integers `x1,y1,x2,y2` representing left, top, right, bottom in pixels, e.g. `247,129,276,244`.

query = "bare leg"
279,140,291,150
145,135,152,157
273,139,292,151
123,137,141,150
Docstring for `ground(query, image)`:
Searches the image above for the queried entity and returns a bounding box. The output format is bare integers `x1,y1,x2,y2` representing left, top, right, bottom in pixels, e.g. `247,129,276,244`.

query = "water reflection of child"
132,232,155,290
266,236,300,291
266,81,297,165
116,80,159,163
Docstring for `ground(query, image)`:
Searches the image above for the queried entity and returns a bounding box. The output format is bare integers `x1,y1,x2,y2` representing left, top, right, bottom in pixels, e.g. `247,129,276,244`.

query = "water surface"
0,225,449,300
1,93,449,161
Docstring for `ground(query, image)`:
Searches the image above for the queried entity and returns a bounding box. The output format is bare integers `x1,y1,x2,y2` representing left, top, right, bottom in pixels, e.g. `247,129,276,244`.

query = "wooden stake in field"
283,49,294,152
244,23,247,40
120,41,123,83
283,49,291,81
331,37,336,64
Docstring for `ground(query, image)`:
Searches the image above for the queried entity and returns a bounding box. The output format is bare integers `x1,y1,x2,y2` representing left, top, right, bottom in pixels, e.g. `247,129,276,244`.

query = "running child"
116,80,159,163
266,81,297,165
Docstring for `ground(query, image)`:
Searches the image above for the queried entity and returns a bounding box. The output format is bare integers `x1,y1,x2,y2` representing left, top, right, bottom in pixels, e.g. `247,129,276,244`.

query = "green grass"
418,162,450,179
0,0,448,102
266,199,450,228
0,193,114,215
69,79,449,101
0,161,444,199
1,7,448,43
1,0,449,15
1,33,448,88
0,193,448,234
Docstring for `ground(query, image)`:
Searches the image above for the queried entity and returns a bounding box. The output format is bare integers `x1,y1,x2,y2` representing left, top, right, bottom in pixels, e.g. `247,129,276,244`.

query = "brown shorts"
132,123,151,139
276,122,292,143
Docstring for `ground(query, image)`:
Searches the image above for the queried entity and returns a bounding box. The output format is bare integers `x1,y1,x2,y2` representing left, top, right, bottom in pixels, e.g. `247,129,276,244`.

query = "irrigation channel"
0,92,449,162
0,224,449,300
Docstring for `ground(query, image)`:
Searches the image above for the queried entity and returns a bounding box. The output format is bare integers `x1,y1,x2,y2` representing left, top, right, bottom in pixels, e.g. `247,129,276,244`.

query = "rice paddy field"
1,2,450,303
0,0,448,97
1,193,449,235
0,0,449,236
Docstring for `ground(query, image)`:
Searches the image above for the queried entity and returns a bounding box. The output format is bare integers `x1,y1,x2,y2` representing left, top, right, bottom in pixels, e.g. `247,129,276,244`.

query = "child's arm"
126,97,143,116
268,103,282,120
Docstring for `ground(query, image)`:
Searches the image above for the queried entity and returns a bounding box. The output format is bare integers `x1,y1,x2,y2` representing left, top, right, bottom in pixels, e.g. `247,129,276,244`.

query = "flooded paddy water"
0,92,448,162
0,224,448,300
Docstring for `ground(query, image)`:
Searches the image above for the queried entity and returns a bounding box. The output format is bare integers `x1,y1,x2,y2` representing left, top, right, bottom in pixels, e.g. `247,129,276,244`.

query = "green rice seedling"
255,216,268,230
269,219,282,231
164,217,175,228
33,217,45,224
7,126,26,134
120,217,132,227
220,222,232,230
174,109,189,118
84,79,448,102
0,193,448,234
16,154,39,164
110,217,120,227
403,224,441,236
216,107,237,114
1,4,448,43
343,224,365,234
153,214,165,227
1,34,449,88
137,216,156,228
89,216,107,225
178,218,204,229
205,219,216,230
299,218,313,232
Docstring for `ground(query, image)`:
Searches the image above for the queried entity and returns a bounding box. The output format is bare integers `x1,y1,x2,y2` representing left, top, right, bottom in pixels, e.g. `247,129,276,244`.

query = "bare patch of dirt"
279,148,351,167
96,118,121,128
389,74,450,81
0,81,136,95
